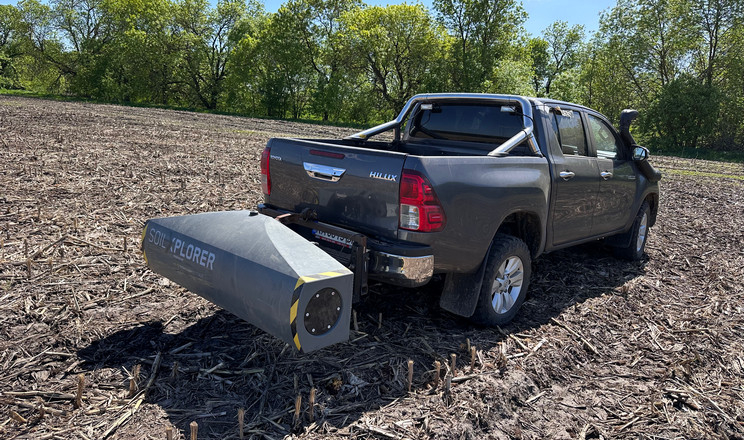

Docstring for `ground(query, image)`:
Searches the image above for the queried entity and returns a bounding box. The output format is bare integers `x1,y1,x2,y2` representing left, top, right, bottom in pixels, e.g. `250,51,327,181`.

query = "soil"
1,95,743,439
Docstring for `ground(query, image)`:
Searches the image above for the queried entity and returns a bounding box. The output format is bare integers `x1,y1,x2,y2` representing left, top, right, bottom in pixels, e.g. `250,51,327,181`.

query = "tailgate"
265,138,406,240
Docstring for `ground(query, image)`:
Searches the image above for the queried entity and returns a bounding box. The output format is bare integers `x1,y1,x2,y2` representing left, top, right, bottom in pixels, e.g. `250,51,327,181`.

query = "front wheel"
614,201,650,261
471,234,532,326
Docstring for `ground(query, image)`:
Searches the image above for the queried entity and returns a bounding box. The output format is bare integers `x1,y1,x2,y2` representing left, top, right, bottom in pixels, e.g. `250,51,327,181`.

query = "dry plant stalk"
166,426,173,440
10,410,27,424
238,408,245,439
407,360,414,392
190,421,198,440
74,373,84,408
129,364,141,397
470,346,477,372
444,376,453,405
433,361,441,389
308,388,316,422
352,309,358,331
171,361,179,381
26,259,31,279
293,394,302,426
450,353,457,376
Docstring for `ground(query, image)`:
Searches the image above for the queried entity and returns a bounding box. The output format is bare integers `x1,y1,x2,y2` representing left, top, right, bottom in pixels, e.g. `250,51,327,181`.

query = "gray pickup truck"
258,93,661,326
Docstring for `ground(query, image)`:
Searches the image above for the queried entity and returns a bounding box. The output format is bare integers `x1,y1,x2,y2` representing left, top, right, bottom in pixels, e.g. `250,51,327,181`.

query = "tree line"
1,0,743,152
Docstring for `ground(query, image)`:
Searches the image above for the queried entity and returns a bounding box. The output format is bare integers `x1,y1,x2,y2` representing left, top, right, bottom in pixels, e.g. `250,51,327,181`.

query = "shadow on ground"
76,242,646,438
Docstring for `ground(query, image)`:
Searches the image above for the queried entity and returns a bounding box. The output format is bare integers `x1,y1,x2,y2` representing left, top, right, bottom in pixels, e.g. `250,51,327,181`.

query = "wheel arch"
495,211,543,258
645,192,659,227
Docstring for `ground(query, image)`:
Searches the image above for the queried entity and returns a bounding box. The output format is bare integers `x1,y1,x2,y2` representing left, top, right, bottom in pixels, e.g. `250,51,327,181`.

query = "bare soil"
1,95,743,440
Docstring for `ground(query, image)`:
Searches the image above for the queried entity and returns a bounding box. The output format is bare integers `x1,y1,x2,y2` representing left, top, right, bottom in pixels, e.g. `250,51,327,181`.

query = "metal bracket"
262,206,369,303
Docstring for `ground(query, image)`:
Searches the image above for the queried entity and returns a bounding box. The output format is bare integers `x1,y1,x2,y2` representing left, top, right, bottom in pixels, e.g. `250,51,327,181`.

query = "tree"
174,0,247,109
339,4,448,118
0,5,25,89
100,0,181,103
433,0,524,91
644,73,720,150
690,0,743,86
279,0,360,120
531,21,584,97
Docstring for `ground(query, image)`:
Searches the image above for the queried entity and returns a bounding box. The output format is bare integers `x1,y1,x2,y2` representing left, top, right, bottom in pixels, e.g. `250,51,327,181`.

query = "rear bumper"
258,204,434,289
369,251,434,287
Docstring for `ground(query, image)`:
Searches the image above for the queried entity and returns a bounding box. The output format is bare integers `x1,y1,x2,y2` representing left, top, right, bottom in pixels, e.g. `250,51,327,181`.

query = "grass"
650,146,744,163
3,88,744,161
0,89,371,130
658,168,744,181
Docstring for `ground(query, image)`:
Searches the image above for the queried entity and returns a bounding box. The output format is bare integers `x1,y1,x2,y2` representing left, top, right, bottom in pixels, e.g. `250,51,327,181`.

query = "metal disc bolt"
312,328,316,333
305,312,309,317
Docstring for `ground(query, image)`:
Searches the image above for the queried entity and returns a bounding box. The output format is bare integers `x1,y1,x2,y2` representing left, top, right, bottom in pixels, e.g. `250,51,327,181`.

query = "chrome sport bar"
345,93,542,157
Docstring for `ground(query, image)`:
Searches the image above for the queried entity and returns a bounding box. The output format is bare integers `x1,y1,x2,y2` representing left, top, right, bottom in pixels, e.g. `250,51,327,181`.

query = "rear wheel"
472,234,532,326
614,201,650,261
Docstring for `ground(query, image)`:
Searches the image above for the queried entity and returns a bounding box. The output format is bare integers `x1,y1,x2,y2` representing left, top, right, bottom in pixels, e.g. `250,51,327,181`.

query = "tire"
471,233,532,326
614,201,650,261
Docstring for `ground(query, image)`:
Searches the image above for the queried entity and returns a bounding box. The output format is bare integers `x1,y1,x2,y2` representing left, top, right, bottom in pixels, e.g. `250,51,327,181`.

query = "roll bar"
345,93,542,157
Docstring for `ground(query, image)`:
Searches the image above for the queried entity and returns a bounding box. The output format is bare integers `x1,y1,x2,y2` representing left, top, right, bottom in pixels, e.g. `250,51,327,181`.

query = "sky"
0,0,618,38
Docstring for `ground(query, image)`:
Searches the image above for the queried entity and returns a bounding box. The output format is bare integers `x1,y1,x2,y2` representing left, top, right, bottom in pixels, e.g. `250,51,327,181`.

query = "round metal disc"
303,288,342,336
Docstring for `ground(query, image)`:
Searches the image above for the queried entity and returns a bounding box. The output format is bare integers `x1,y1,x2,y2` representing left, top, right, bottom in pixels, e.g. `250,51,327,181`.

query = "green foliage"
3,0,744,151
484,58,533,96
643,74,721,151
433,0,524,92
339,4,448,118
531,21,584,97
0,6,25,88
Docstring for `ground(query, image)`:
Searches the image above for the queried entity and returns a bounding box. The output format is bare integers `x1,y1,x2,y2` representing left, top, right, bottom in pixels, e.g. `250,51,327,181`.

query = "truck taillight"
399,170,446,232
260,146,271,195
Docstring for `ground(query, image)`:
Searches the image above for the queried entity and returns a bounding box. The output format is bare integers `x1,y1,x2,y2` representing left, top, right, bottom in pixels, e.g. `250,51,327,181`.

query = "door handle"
600,171,613,180
303,162,346,182
559,171,576,180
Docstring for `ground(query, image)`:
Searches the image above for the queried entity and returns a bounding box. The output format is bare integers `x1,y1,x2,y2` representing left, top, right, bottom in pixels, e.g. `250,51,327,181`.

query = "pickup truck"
257,93,661,326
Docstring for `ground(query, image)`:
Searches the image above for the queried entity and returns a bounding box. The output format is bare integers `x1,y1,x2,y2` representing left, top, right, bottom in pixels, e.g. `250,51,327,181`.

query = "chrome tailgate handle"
304,162,346,182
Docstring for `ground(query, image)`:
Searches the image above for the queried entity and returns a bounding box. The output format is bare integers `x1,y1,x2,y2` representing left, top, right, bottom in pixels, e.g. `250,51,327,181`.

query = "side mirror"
632,146,649,161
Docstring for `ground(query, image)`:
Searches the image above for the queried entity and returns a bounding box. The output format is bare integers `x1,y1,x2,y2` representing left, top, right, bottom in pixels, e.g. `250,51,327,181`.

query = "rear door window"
551,110,588,157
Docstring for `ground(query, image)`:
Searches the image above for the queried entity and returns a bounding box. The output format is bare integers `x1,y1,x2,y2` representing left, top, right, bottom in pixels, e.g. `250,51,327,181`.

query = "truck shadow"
76,242,646,438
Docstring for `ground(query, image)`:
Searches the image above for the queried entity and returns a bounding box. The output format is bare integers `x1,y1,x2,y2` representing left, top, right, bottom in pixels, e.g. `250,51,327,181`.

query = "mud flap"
438,245,490,318
141,210,353,353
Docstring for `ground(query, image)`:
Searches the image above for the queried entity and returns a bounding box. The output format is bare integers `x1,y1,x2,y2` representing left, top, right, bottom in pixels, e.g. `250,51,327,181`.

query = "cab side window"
588,114,622,160
551,110,588,157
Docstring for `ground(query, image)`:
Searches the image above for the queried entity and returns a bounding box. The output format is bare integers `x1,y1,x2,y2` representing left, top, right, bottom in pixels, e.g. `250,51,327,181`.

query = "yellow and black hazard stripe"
141,224,149,265
289,271,347,352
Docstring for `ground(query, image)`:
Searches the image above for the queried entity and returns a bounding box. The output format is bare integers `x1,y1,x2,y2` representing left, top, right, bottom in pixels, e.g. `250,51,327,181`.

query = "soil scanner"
141,210,353,353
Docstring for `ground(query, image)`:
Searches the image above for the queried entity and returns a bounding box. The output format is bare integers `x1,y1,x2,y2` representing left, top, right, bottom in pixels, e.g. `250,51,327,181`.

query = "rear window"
408,103,525,144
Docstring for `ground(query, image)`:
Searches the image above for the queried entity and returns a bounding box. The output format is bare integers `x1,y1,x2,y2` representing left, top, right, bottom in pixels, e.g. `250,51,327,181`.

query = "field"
1,95,743,440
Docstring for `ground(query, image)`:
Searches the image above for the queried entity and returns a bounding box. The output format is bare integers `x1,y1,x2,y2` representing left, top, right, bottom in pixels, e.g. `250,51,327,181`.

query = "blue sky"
1,0,618,38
